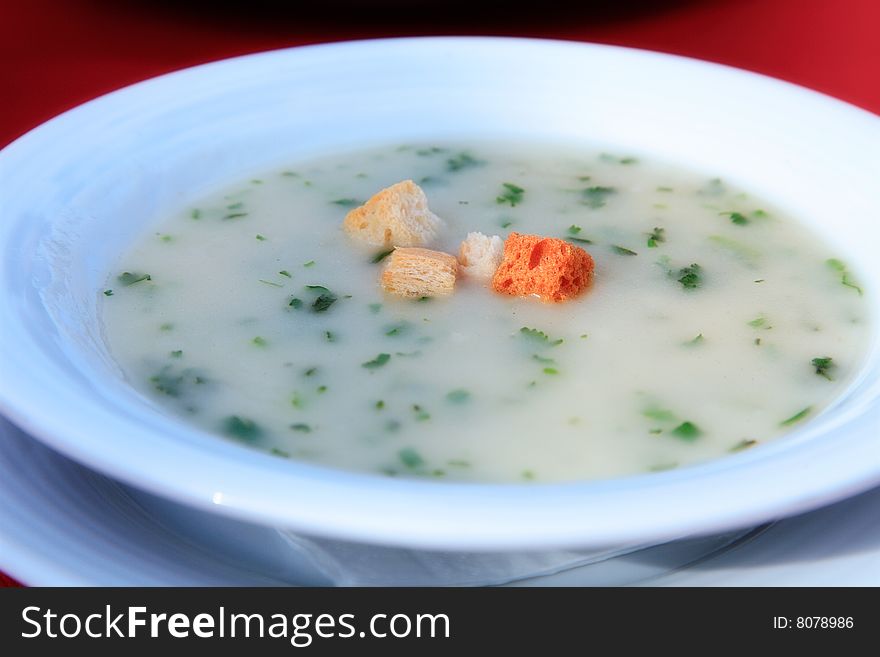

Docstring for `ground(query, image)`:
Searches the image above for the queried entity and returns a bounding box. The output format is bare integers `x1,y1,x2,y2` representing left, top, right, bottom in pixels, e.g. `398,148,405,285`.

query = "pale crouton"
492,232,594,302
381,247,458,298
458,232,503,280
343,180,443,248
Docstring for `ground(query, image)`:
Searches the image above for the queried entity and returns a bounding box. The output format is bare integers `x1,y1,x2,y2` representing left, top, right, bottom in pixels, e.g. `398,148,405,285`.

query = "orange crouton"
343,180,443,248
381,247,458,298
491,233,593,302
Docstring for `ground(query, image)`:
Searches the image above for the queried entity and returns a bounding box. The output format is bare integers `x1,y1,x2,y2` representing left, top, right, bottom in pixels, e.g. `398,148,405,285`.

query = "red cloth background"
1,0,878,585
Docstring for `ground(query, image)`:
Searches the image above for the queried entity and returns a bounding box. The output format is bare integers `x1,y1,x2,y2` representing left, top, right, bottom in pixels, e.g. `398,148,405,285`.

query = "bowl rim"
1,36,879,551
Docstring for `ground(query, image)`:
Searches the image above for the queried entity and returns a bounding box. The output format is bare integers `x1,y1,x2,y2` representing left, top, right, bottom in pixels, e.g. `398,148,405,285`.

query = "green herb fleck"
159,323,174,332
532,354,556,365
685,334,705,346
170,350,183,359
331,198,361,207
446,152,485,172
279,270,292,278
826,259,863,295
303,260,315,268
496,182,525,207
103,289,113,296
117,272,151,286
324,331,336,342
656,186,674,193
313,293,337,312
222,416,263,442
255,234,267,241
223,212,248,220
412,404,431,421
671,421,701,441
781,406,812,426
647,227,665,248
191,209,202,219
398,447,425,469
446,389,471,403
226,202,244,211
290,392,305,409
543,367,559,375
259,279,283,288
362,353,391,369
643,406,677,423
581,186,616,209
271,447,290,458
677,264,703,289
499,219,514,229
303,366,317,377
811,357,835,380
568,225,583,235
375,400,385,410
721,211,749,226
290,423,312,433
317,385,327,394
384,321,410,337
730,439,758,453
520,327,563,346
371,249,394,264
368,303,382,314
566,236,594,244
612,245,638,256
288,297,303,309
521,470,536,481
748,316,770,329
251,336,267,347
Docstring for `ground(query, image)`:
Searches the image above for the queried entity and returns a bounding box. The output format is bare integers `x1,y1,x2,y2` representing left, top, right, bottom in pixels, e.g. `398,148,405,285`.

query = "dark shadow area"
103,0,708,34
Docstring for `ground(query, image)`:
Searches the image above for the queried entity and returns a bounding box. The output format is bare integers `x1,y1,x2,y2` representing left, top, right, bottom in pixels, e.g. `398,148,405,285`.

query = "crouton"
343,180,443,248
491,233,594,302
381,247,458,298
458,232,504,280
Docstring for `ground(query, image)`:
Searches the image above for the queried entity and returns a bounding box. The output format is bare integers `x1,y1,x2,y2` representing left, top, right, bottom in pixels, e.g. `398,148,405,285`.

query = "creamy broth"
100,143,871,482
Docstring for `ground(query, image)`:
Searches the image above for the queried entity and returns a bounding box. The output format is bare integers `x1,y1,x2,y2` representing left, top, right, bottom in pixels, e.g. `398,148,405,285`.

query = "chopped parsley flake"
384,321,409,337
446,152,485,172
191,209,202,219
222,416,262,442
371,249,394,264
222,212,248,220
499,219,514,229
398,447,425,469
730,439,758,453
324,331,336,342
781,406,812,426
279,270,292,278
362,353,391,369
671,421,701,441
412,405,430,421
251,336,267,347
375,400,385,410
677,264,703,289
568,225,582,235
290,423,312,433
611,245,638,256
103,289,113,296
721,211,749,226
288,297,303,309
368,303,382,314
543,367,559,375
811,356,835,380
331,198,361,207
748,316,771,329
446,389,471,403
685,334,705,346
170,350,183,359
259,279,283,287
303,260,315,268
271,448,290,458
255,234,267,241
581,186,616,209
520,327,563,346
826,259,863,295
117,272,151,286
496,182,525,207
532,354,556,365
647,227,666,248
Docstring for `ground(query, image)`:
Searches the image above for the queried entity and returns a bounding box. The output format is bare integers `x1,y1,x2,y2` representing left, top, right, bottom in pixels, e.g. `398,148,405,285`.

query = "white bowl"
1,37,879,555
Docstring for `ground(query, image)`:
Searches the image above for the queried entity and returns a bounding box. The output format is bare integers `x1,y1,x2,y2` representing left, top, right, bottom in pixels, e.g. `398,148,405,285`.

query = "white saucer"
1,415,878,586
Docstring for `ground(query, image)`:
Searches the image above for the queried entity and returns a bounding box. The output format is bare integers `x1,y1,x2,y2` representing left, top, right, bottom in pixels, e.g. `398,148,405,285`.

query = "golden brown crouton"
381,247,459,298
491,233,594,302
458,232,504,280
343,180,443,248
